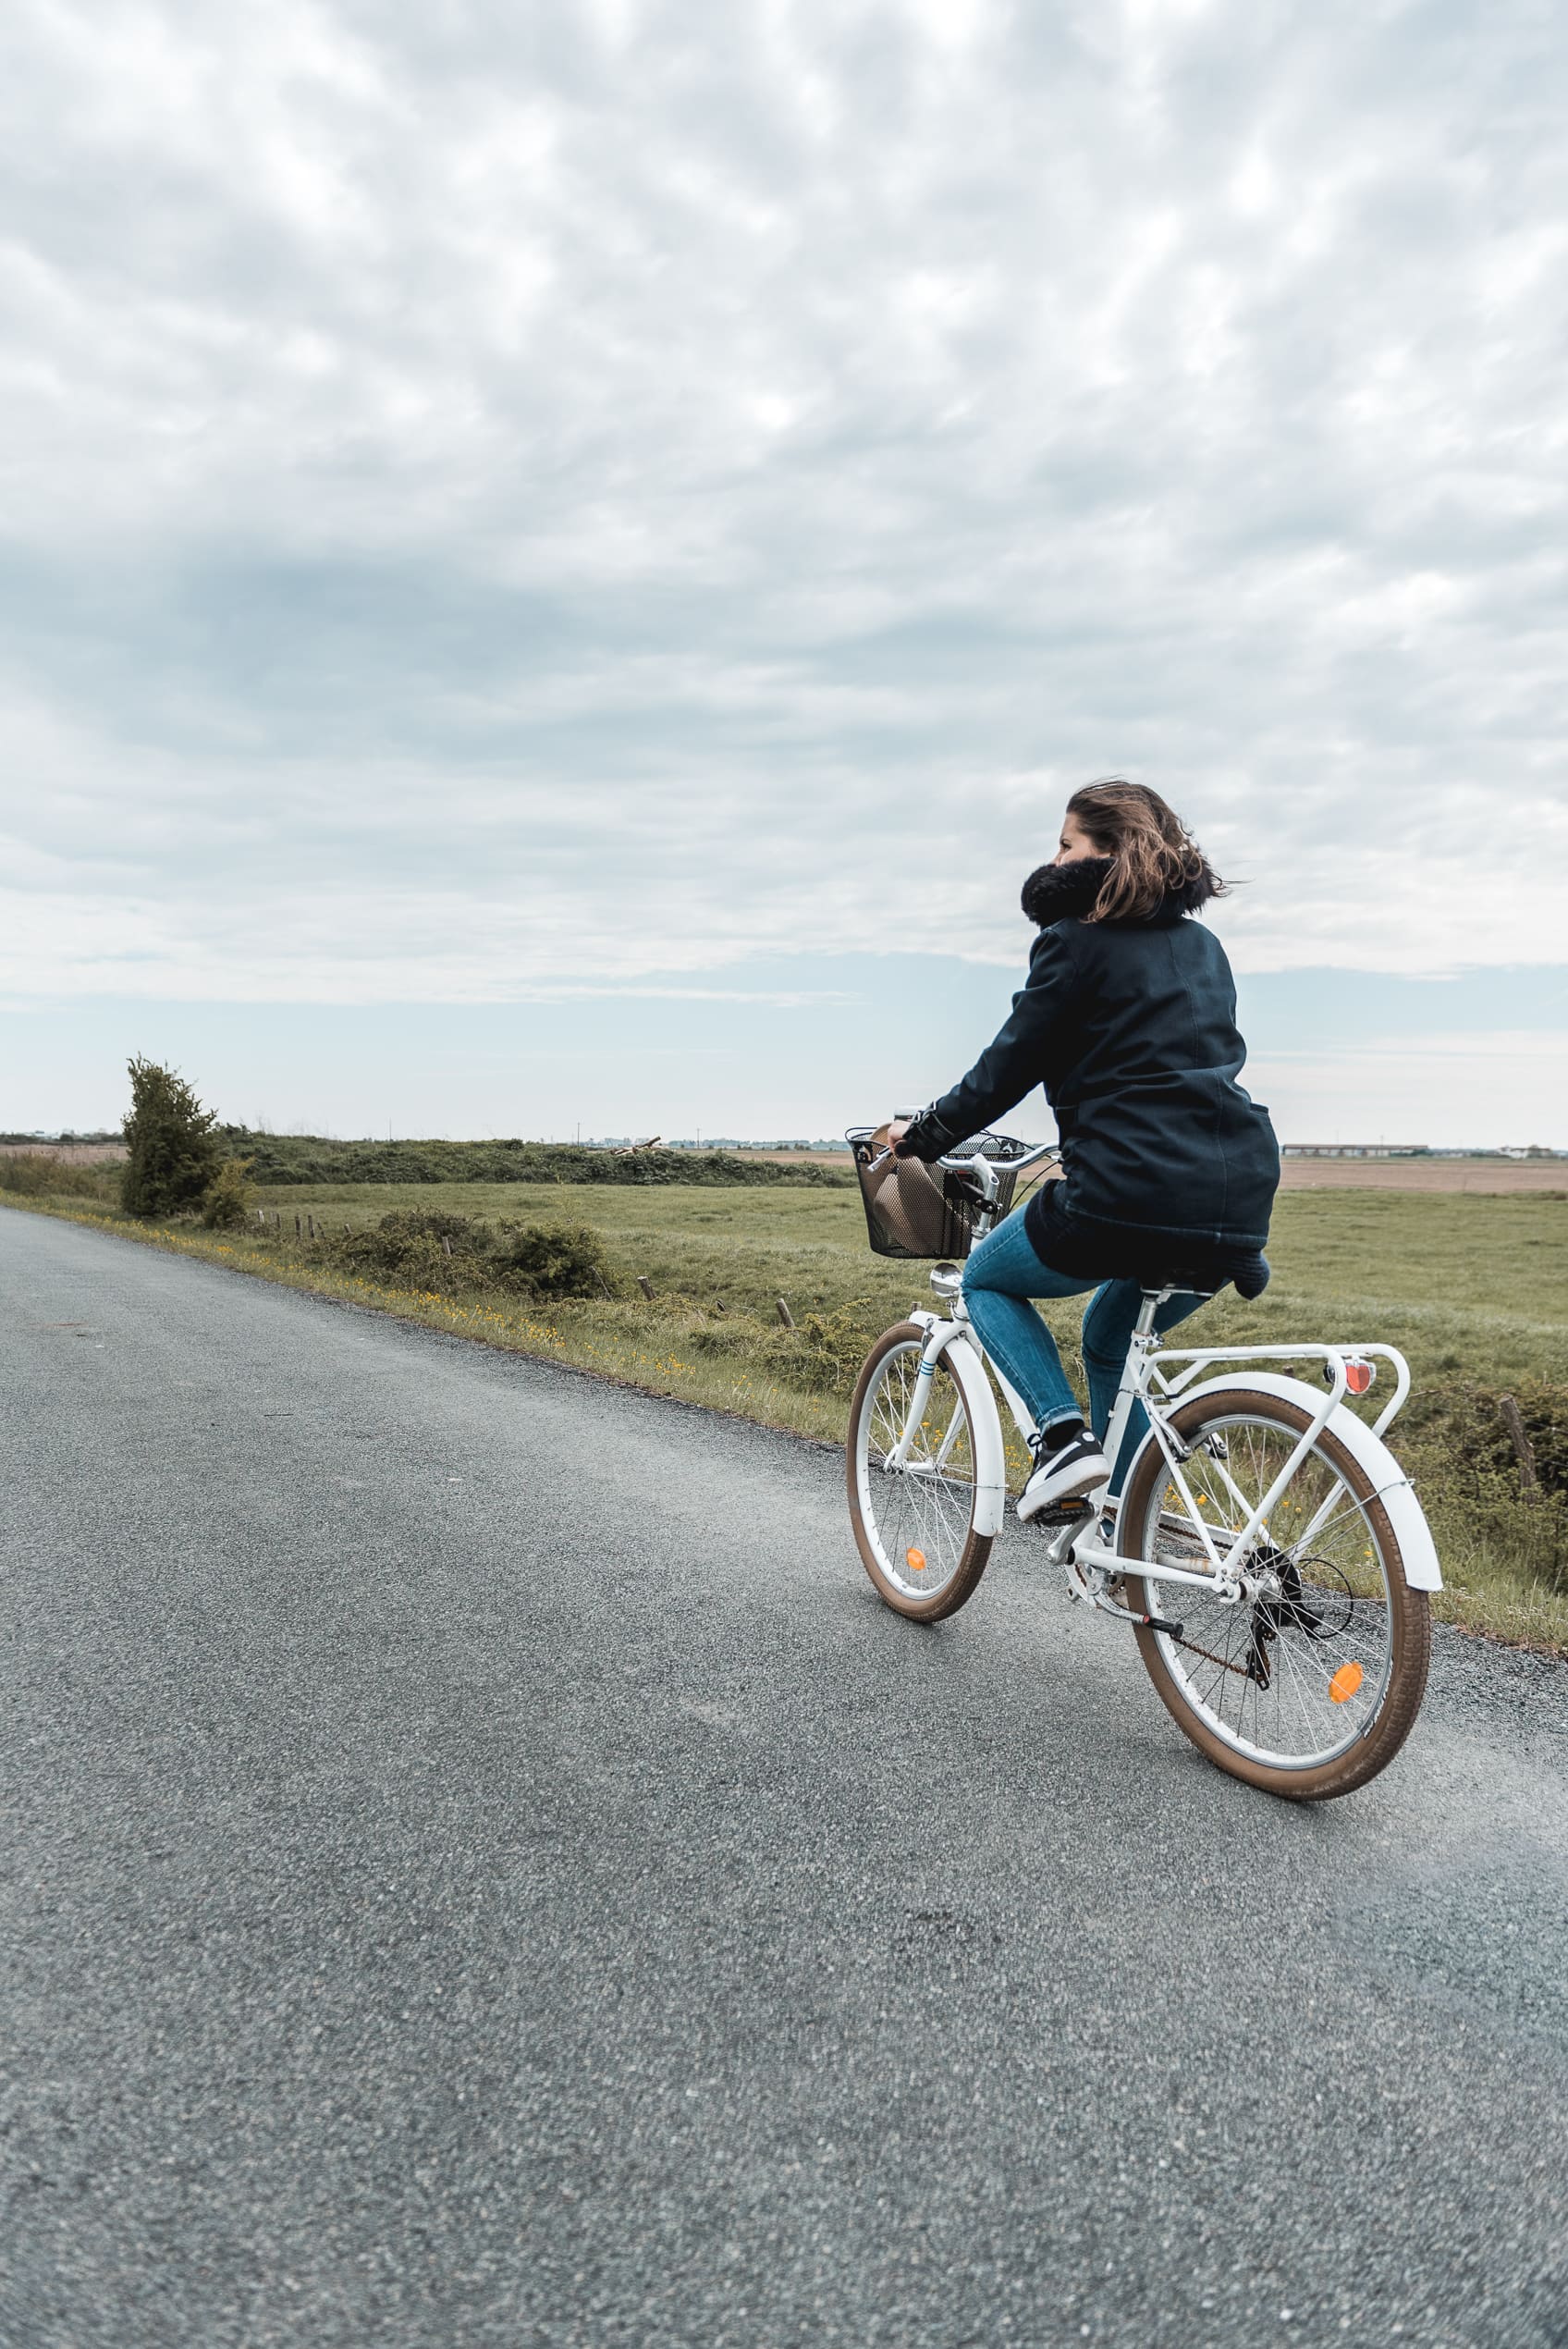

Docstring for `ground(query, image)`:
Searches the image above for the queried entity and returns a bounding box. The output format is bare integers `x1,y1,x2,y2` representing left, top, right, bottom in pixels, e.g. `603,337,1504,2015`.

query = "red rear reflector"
1344,1360,1375,1396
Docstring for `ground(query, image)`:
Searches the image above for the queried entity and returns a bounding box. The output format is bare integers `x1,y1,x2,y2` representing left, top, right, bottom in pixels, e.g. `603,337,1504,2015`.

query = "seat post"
1134,1287,1170,1339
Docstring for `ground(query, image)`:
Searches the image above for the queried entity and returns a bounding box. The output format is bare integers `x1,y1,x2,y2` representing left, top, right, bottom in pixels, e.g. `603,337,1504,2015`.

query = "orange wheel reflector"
906,1547,927,1573
1329,1661,1364,1703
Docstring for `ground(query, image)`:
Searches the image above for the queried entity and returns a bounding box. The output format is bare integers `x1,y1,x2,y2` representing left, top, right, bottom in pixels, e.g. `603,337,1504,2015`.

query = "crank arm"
1086,1588,1183,1638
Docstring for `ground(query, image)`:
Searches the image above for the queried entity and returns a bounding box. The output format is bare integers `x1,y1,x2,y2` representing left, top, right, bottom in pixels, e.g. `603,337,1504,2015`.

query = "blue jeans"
962,1207,1205,1494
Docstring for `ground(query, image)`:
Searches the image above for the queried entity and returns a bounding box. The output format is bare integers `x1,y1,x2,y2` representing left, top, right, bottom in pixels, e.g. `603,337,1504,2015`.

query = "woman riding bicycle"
889,781,1279,1524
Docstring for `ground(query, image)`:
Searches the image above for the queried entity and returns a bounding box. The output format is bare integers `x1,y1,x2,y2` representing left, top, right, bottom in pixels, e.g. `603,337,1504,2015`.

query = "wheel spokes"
1139,1415,1396,1768
862,1347,974,1597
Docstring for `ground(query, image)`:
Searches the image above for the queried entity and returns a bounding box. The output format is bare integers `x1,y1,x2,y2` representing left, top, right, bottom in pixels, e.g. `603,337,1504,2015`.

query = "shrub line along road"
4,1211,1567,2349
6,1142,1568,1191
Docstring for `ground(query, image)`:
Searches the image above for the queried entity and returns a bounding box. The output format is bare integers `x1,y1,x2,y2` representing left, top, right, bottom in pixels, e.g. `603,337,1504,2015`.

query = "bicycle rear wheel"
848,1323,992,1622
1119,1386,1431,1801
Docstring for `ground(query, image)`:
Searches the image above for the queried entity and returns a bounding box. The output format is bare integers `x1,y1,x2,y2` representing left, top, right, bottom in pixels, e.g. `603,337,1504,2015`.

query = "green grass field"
8,1172,1566,1652
253,1177,1568,1366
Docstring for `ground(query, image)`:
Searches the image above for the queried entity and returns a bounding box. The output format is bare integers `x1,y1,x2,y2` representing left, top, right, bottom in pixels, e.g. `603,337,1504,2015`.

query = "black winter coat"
901,857,1279,1287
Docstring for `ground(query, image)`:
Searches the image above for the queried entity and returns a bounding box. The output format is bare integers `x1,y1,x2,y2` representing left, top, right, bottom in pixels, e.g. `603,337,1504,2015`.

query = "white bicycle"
846,1131,1440,1801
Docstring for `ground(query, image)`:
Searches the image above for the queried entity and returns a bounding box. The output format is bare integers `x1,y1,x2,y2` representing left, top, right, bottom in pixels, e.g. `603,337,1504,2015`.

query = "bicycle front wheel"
1120,1386,1431,1801
848,1323,992,1622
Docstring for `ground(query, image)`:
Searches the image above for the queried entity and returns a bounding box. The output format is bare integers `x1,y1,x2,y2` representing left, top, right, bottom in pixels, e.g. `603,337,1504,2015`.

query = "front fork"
888,1346,939,1470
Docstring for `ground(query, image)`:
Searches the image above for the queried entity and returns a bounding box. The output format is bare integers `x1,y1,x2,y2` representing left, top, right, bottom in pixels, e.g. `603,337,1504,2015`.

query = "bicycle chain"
1169,1631,1266,1683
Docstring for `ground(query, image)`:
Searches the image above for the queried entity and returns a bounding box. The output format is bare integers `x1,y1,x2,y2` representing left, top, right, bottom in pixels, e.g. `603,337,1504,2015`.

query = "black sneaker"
1018,1427,1110,1522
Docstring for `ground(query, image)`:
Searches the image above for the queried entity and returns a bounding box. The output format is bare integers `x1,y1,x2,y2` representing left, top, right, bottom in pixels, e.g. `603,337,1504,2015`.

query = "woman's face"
1054,812,1103,866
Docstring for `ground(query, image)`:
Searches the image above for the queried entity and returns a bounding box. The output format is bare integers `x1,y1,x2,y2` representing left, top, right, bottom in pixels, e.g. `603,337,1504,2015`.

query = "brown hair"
1065,780,1223,923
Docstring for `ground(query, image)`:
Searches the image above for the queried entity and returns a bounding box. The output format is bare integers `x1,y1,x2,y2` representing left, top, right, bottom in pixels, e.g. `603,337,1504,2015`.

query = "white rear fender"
925,1325,1011,1539
1170,1370,1442,1593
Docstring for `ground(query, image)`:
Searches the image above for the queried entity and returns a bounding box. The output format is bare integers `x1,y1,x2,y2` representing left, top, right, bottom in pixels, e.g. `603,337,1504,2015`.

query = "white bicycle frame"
888,1142,1441,1603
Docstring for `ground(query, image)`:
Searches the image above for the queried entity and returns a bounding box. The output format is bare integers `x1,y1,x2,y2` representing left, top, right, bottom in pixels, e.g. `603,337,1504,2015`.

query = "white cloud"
0,0,1565,1009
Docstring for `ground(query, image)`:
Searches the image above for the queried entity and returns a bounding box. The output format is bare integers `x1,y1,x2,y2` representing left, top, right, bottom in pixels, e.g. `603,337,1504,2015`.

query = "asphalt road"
3,1211,1566,2349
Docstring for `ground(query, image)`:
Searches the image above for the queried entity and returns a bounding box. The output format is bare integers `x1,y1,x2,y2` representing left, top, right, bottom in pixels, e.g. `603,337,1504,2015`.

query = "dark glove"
893,1112,949,1162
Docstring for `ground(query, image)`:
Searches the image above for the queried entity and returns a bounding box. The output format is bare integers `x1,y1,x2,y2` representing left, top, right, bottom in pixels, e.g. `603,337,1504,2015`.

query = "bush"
1403,1377,1568,1500
201,1157,256,1230
0,1151,116,1201
321,1209,494,1293
121,1058,222,1218
792,1299,881,1393
492,1221,610,1299
1396,1378,1568,1595
317,1209,611,1303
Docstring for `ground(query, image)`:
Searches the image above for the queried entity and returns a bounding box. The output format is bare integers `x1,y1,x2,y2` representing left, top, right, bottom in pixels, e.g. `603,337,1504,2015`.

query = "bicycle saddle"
1142,1252,1270,1301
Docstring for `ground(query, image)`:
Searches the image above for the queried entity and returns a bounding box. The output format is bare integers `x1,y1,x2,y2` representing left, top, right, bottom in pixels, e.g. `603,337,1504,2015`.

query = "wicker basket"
847,1127,1027,1261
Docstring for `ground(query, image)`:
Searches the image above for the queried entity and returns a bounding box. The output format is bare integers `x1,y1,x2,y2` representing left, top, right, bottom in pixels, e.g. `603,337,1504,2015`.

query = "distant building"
1280,1143,1429,1160
1281,1142,1568,1162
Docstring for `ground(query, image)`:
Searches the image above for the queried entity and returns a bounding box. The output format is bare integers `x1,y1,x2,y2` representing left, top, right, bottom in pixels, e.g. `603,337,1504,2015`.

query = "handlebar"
935,1137,1059,1205
846,1125,1059,1201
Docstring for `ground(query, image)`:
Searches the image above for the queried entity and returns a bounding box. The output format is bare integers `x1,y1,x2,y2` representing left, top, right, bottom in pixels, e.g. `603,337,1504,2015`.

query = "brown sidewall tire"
847,1323,994,1623
1121,1387,1432,1802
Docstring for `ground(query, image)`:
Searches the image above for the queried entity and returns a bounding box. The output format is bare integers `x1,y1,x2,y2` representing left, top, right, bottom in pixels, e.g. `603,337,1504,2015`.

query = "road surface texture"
3,1211,1566,2349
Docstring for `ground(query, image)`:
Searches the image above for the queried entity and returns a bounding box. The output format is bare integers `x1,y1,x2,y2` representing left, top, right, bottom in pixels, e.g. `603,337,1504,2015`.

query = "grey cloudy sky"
3,0,1566,1135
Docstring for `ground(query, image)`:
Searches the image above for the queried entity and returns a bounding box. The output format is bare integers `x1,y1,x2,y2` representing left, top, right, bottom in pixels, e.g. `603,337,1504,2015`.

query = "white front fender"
923,1324,1011,1540
1170,1370,1442,1592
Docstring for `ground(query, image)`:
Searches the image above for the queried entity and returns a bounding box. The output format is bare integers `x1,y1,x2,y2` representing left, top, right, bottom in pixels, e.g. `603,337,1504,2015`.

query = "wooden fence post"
1499,1395,1538,1498
294,1214,301,1238
776,1297,795,1329
637,1275,654,1300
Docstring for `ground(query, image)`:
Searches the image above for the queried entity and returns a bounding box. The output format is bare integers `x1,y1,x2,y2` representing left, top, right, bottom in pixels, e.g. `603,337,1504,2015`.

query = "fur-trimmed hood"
1020,854,1220,929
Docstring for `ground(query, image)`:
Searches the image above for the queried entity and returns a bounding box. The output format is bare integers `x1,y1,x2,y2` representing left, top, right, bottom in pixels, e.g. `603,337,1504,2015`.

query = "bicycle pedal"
1028,1497,1094,1528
